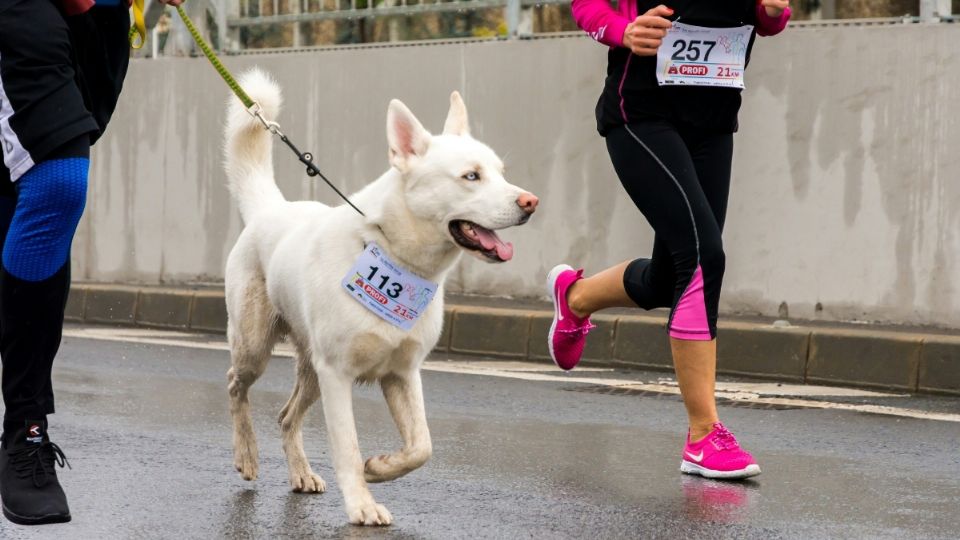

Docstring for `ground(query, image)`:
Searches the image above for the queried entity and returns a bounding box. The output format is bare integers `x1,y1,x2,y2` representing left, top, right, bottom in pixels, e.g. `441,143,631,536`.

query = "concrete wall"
75,24,960,329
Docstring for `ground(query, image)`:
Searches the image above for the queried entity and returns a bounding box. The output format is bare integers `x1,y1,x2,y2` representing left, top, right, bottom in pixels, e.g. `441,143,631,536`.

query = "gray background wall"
74,25,960,329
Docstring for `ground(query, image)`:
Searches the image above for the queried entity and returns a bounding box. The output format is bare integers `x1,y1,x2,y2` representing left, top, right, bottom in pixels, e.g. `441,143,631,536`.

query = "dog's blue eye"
463,172,480,182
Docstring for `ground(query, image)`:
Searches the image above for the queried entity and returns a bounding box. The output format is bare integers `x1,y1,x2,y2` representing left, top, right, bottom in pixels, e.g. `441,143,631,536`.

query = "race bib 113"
341,243,438,331
656,22,754,89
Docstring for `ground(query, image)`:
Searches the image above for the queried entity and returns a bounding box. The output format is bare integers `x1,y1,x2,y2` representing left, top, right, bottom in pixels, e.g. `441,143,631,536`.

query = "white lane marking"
64,326,297,356
711,381,903,398
62,327,960,423
436,361,902,398
424,360,613,373
426,363,960,423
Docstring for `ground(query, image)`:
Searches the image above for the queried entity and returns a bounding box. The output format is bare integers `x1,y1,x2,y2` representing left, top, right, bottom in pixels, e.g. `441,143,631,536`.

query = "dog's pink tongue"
474,227,514,261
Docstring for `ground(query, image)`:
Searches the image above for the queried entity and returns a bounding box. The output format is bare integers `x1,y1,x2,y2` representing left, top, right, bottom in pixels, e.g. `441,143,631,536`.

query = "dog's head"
386,93,537,263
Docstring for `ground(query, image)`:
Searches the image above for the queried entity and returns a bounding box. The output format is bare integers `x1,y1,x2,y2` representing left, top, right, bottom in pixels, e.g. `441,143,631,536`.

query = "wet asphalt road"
1,326,959,539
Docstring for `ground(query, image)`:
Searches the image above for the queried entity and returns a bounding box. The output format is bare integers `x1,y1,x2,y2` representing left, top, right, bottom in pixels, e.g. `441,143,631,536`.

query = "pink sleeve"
756,4,791,36
571,0,631,49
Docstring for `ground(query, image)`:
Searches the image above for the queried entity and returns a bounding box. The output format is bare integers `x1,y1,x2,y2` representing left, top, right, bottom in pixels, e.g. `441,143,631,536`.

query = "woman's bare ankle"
566,281,591,319
688,420,719,442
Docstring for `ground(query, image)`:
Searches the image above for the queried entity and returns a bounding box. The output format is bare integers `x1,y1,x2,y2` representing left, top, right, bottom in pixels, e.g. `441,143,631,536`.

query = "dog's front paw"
290,470,326,493
363,454,396,483
347,501,393,526
234,447,259,481
364,449,430,483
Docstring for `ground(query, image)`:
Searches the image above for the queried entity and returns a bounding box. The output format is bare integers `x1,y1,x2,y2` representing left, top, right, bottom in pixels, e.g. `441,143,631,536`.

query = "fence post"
819,0,836,20
920,0,952,21
292,0,302,47
213,0,240,52
506,0,521,38
938,0,952,17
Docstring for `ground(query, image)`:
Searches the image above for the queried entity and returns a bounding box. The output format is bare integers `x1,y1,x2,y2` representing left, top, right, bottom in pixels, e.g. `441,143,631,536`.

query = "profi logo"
28,424,41,437
363,284,388,305
679,65,708,76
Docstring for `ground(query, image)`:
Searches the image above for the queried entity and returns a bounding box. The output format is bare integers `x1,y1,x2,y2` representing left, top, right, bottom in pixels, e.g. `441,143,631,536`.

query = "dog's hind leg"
226,275,281,482
364,369,432,483
278,342,326,493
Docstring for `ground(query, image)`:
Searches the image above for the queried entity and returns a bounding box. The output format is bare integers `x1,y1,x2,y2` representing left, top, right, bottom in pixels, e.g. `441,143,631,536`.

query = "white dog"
221,70,538,526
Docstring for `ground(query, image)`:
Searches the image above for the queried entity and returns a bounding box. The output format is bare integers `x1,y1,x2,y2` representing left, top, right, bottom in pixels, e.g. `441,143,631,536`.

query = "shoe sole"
546,264,574,370
680,460,761,480
2,504,71,526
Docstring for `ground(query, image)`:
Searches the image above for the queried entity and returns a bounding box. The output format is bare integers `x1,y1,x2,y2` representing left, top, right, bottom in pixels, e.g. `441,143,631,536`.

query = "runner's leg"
606,122,727,439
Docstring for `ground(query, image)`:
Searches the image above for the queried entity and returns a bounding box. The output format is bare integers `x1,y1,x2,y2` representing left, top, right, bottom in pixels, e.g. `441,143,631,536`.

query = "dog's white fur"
222,69,535,526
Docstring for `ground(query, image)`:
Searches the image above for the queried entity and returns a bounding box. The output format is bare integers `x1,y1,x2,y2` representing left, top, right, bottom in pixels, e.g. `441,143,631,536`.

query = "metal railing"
154,0,956,55
226,0,570,43
231,0,551,25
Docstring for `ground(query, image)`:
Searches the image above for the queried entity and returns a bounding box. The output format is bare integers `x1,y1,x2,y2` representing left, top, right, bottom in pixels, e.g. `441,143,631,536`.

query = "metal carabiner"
246,102,283,136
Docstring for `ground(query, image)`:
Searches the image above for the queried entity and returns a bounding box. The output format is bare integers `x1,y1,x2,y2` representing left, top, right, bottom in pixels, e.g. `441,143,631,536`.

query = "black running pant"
606,121,733,340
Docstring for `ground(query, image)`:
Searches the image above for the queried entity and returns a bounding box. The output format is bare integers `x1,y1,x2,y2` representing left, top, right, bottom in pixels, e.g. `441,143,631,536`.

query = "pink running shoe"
546,264,595,370
680,423,761,480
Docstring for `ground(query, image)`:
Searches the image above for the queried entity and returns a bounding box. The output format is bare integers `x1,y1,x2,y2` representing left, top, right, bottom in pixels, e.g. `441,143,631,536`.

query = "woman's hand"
622,5,674,56
760,0,789,18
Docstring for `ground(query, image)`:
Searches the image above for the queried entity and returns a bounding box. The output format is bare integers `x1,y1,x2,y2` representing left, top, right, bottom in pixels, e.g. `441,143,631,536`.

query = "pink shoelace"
556,322,596,337
709,423,740,450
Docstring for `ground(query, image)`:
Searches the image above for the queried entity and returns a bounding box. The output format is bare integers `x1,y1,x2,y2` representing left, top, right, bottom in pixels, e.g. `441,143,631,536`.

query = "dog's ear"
442,91,470,136
387,99,430,171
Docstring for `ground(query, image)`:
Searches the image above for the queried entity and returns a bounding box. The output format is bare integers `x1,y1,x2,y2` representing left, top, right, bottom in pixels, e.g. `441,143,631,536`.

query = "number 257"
671,39,717,62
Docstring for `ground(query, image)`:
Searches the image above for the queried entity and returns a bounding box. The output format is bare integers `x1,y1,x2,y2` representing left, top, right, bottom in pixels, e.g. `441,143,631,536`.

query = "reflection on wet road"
0,326,957,539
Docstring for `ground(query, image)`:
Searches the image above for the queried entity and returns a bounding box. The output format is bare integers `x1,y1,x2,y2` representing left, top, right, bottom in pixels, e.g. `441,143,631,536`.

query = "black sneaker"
0,420,71,525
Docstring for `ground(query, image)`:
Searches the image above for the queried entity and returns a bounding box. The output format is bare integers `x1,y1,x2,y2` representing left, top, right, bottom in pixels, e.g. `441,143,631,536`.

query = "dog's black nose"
517,192,539,214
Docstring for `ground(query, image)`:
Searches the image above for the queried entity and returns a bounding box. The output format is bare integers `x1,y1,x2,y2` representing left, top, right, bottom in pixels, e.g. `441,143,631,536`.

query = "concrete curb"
65,284,960,396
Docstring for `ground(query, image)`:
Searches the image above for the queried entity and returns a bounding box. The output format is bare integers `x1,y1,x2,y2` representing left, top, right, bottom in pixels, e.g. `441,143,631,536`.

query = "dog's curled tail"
223,68,286,221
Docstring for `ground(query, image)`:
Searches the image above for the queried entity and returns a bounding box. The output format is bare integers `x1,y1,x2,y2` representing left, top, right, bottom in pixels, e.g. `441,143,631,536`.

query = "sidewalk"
64,283,960,396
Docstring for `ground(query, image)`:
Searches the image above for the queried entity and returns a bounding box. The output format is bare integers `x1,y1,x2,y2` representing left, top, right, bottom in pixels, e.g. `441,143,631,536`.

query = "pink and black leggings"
605,121,733,341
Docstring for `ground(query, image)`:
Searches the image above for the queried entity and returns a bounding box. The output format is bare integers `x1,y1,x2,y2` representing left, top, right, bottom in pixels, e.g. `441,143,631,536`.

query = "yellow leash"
129,0,146,49
173,5,257,109
127,3,254,109
126,2,366,216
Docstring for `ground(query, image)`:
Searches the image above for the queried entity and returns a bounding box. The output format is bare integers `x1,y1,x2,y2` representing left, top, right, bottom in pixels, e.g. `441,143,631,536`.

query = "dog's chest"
345,300,441,376
348,331,431,382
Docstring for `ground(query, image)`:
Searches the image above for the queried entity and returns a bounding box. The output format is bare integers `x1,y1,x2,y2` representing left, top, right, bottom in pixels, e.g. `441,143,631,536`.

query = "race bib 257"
656,22,754,89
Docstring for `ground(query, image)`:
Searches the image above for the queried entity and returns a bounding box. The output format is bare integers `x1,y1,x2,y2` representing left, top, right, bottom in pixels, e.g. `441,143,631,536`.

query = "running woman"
0,0,182,525
548,0,790,479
